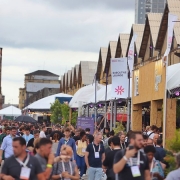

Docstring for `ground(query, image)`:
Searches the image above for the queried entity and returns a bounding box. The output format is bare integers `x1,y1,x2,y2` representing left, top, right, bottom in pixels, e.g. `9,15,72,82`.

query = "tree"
50,99,62,124
61,103,70,124
71,111,78,126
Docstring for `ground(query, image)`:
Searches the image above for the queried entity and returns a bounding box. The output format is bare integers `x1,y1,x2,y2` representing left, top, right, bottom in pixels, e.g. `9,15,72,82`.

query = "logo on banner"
115,86,124,95
128,50,133,56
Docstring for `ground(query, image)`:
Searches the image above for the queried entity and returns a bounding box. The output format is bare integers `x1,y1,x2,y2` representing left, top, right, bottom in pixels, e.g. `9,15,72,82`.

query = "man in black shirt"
85,132,105,180
113,131,151,180
50,125,63,141
103,136,121,180
0,137,45,180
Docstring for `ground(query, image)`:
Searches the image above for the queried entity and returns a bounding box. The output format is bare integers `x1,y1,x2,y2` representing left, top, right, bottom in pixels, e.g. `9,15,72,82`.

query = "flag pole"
127,61,131,132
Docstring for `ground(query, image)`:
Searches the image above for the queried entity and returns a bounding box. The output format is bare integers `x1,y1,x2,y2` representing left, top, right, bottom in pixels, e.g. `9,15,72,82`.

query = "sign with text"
111,58,128,99
76,117,94,134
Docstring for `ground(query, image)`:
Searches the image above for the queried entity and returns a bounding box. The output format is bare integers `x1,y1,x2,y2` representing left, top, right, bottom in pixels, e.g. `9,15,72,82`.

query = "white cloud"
2,48,98,103
0,0,135,105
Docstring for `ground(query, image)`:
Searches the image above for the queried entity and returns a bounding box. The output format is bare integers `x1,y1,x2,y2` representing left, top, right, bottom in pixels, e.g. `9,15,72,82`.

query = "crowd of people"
0,120,179,180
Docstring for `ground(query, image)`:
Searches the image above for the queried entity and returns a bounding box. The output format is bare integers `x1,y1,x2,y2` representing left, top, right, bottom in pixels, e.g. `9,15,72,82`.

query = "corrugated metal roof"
120,34,130,57
132,24,145,54
80,61,98,85
148,13,163,46
168,0,180,44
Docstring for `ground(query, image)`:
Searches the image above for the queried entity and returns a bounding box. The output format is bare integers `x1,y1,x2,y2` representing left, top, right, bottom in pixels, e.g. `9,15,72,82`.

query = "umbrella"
14,115,37,123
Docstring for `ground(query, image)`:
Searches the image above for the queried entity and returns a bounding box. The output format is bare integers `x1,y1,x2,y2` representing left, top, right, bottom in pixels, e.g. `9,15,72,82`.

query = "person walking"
119,133,127,149
39,126,47,138
76,130,87,179
0,127,17,164
0,137,45,180
56,128,76,161
22,127,34,145
35,138,55,180
144,145,164,180
113,131,151,180
52,144,79,180
103,136,121,180
85,132,105,180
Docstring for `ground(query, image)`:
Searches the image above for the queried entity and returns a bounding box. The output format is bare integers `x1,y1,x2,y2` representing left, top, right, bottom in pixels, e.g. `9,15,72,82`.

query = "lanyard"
92,143,100,153
120,143,126,149
150,160,155,173
64,139,69,144
16,154,30,167
129,150,140,166
62,161,72,175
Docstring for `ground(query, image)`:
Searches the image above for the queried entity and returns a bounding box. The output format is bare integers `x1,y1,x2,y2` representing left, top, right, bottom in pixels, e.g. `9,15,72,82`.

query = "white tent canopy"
167,63,180,92
0,105,21,116
88,79,132,103
69,84,104,108
24,93,73,110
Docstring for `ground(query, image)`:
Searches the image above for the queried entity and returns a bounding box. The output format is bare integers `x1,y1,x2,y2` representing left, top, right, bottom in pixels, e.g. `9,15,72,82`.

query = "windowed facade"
135,0,166,24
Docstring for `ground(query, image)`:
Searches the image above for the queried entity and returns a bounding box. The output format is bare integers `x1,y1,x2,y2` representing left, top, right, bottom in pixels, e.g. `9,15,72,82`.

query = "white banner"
163,13,178,65
111,58,128,99
128,33,137,77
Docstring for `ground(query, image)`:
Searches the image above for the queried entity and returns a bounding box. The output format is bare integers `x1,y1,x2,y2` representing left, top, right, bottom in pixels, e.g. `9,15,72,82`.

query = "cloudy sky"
1,0,134,104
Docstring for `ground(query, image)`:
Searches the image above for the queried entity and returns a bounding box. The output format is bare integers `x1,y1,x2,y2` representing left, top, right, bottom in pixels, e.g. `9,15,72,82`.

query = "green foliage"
165,130,180,175
113,122,125,135
71,111,78,126
61,103,70,121
167,130,180,152
50,99,62,124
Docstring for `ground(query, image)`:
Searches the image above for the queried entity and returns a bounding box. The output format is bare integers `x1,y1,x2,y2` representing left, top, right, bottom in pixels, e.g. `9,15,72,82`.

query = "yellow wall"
133,59,165,104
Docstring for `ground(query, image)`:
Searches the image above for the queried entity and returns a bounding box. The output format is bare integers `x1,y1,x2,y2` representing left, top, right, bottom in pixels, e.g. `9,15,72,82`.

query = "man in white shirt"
147,125,157,139
39,126,47,138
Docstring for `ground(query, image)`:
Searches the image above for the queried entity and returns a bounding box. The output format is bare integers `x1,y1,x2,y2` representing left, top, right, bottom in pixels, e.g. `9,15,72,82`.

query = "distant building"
135,0,166,24
26,87,60,105
19,70,60,109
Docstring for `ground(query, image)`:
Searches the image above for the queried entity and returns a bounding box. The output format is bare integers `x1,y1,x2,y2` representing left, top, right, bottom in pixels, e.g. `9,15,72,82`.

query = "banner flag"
128,33,137,77
163,13,178,65
111,58,128,99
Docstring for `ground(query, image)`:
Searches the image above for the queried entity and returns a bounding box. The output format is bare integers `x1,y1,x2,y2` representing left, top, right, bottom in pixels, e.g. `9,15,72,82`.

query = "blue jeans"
88,167,102,180
76,155,85,177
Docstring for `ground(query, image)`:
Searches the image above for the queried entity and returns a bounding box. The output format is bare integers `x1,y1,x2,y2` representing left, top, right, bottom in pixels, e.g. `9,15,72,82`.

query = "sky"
0,0,135,104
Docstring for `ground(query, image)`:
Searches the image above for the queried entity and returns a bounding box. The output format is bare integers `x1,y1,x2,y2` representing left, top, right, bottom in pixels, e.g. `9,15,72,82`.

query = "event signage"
128,33,137,77
163,13,178,65
76,117,94,134
111,58,128,99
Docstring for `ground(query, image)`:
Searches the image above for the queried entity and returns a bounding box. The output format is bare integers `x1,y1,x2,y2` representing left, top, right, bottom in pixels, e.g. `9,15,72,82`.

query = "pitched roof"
126,24,145,56
104,41,118,73
68,70,72,87
116,34,130,58
80,61,98,85
25,70,59,77
168,0,180,44
156,0,180,50
96,47,108,80
139,13,162,58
